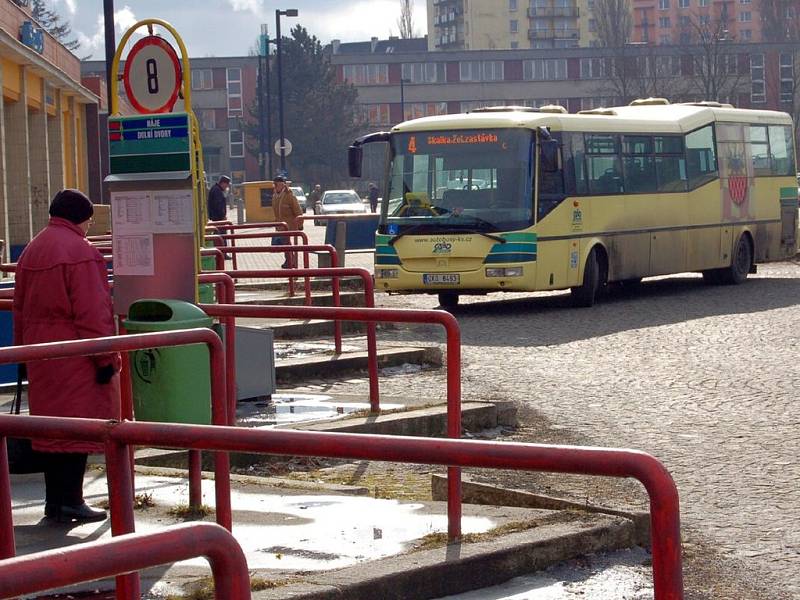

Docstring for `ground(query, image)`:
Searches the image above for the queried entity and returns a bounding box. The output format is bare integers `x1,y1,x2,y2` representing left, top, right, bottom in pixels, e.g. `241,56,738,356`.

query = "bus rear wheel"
571,248,605,307
438,292,459,310
720,235,753,284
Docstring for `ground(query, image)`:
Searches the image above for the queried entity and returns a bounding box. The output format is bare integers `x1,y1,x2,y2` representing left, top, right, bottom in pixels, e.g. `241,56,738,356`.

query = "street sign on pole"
123,36,182,114
274,138,292,157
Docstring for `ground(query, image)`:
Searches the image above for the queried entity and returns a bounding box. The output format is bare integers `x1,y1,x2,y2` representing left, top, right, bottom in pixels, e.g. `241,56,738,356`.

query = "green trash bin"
123,299,214,425
199,242,217,304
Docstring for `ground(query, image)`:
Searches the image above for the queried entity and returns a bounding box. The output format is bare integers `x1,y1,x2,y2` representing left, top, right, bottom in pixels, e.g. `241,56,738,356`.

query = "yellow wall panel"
26,70,41,109
2,59,20,101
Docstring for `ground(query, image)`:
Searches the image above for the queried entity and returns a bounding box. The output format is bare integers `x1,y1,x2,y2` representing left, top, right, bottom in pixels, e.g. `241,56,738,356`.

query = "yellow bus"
347,99,798,308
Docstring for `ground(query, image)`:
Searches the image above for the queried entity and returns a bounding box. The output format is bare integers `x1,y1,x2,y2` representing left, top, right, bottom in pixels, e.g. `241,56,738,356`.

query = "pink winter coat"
13,217,120,453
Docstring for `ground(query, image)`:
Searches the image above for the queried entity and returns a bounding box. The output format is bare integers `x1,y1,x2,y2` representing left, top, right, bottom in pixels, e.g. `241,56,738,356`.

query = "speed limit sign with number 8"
123,36,182,114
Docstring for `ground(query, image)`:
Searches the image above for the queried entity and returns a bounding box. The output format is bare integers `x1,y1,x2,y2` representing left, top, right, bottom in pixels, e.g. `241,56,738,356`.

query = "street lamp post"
103,0,116,103
400,78,410,122
275,8,299,178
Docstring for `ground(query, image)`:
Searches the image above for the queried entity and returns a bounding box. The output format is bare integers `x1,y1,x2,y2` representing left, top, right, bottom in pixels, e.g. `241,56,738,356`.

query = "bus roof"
392,103,792,135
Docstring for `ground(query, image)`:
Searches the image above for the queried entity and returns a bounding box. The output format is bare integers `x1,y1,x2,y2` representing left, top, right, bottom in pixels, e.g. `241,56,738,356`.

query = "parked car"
290,186,307,212
318,190,369,216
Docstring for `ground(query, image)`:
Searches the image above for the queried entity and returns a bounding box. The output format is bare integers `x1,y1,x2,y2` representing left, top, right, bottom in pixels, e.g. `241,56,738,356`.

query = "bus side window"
685,125,718,190
768,125,794,176
562,132,587,195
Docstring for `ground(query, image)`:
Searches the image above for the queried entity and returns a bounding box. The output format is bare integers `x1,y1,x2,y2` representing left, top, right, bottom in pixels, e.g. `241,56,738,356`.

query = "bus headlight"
486,267,524,278
376,268,399,279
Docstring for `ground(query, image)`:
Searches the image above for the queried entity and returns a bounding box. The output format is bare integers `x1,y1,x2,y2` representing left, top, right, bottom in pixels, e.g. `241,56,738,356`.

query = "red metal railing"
212,268,379,410
200,303,461,538
0,523,251,600
209,246,342,352
0,415,684,600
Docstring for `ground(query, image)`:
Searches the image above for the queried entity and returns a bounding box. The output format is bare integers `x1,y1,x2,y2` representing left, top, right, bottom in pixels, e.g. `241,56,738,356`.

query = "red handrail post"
105,436,140,600
443,313,462,541
188,449,202,508
330,251,343,355
363,277,380,412
0,437,15,559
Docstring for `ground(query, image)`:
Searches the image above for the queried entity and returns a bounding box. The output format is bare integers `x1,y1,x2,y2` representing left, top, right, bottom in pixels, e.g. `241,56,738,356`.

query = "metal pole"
275,10,286,175
103,0,116,107
257,40,266,181
400,78,405,122
265,36,274,179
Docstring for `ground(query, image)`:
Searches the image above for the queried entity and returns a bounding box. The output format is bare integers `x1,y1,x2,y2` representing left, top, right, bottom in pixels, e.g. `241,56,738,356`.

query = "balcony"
434,10,462,26
527,6,580,17
528,28,580,39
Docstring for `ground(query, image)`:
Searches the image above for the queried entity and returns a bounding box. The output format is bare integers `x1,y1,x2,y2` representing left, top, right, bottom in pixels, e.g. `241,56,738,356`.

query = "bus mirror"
541,140,559,172
348,145,363,178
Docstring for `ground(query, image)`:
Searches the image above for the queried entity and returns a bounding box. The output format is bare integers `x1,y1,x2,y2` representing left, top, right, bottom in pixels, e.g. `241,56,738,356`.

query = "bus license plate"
423,273,460,285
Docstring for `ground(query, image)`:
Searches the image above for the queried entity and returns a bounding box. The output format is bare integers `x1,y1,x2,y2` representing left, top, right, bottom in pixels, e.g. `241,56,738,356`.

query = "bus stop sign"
123,36,182,114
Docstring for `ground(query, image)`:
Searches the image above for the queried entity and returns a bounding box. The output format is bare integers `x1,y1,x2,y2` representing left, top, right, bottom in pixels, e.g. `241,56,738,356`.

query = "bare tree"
592,0,632,48
397,0,415,39
760,1,800,141
759,0,795,42
679,17,745,103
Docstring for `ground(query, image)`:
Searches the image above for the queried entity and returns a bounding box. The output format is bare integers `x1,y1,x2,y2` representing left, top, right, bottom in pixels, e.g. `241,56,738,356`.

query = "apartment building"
428,0,597,50
330,37,798,180
0,0,100,259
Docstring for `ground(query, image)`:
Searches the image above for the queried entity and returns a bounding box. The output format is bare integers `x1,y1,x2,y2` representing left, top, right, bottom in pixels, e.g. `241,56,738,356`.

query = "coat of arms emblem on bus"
718,123,753,221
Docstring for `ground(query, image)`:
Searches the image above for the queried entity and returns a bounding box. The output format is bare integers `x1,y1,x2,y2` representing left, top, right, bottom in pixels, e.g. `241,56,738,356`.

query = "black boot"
46,502,107,523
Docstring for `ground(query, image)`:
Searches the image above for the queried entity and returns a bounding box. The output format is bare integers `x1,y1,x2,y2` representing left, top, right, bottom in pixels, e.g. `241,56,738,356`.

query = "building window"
780,53,794,103
191,69,214,90
511,41,519,48
751,54,765,103
401,62,444,83
197,109,216,130
679,15,690,26
680,32,691,44
699,14,710,24
739,11,751,21
204,148,221,174
741,29,752,40
580,57,606,79
361,104,391,126
588,18,597,32
460,60,504,81
229,130,244,158
510,19,518,33
658,0,669,9
660,34,671,44
699,0,708,5
659,16,671,27
509,0,517,10
403,101,448,121
226,67,242,117
739,0,751,3
342,64,389,85
679,0,689,7
524,58,567,80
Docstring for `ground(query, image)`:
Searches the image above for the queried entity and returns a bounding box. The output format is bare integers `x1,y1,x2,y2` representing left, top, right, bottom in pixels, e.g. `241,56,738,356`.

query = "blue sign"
121,116,189,130
387,224,399,235
121,127,189,141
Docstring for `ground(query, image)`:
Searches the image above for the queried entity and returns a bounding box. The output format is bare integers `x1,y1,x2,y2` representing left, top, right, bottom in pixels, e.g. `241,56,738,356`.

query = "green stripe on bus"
375,255,402,265
484,253,537,264
500,232,536,242
488,242,537,254
375,246,398,255
780,187,797,200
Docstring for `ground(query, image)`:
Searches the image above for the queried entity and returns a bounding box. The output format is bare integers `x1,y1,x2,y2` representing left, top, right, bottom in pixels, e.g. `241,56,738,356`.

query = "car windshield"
290,187,305,196
324,193,359,205
383,129,533,234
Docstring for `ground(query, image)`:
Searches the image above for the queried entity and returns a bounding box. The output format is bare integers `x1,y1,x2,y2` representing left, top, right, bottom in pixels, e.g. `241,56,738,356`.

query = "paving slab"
9,470,641,599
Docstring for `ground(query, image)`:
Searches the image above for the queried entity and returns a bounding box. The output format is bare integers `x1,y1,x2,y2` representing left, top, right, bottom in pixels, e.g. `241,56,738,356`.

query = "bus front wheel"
438,292,460,310
571,248,605,307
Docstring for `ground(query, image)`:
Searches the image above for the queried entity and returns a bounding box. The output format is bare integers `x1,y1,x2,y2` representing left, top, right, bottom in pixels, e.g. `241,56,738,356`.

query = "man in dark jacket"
207,175,230,223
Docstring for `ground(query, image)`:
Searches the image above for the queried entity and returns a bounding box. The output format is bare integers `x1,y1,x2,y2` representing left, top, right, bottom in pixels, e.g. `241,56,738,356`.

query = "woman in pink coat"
13,189,120,524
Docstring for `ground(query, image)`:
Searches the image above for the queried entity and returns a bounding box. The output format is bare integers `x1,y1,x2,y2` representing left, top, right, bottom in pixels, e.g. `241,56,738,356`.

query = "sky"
54,0,428,59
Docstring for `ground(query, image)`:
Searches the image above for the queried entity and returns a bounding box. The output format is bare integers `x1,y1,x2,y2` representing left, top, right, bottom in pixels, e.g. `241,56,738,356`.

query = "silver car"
318,190,368,216
290,186,307,212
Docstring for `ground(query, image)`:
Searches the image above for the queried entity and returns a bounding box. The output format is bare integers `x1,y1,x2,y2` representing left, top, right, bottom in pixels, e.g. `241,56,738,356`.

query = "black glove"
95,364,115,385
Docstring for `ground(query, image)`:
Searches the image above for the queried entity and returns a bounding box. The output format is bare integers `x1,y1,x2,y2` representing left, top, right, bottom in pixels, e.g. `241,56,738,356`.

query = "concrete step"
234,290,366,308
266,319,395,340
276,345,441,383
134,400,510,471
235,276,365,293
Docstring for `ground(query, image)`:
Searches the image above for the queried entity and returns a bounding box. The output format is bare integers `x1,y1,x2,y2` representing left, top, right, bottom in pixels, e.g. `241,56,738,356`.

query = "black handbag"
5,365,46,474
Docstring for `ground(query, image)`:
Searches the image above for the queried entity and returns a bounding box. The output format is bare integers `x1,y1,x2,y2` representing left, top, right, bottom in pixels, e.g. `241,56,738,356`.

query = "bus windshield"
382,129,533,235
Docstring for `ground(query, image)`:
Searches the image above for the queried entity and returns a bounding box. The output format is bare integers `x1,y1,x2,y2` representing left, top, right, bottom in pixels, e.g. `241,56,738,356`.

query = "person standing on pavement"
271,175,303,268
368,182,380,213
308,184,323,214
207,175,230,223
13,190,120,524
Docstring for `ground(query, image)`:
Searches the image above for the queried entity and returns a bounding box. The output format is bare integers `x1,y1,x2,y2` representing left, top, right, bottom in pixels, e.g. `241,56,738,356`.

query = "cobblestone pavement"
288,257,800,599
